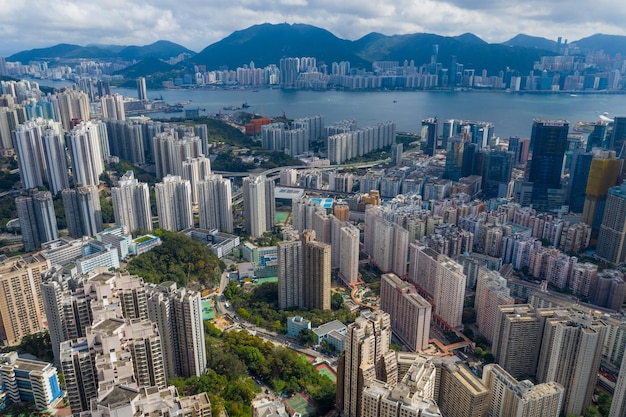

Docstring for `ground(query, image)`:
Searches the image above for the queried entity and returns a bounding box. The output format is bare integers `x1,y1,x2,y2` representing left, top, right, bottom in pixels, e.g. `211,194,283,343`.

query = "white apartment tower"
536,311,607,416
66,121,105,187
42,127,70,194
155,175,193,232
475,269,514,343
101,93,126,121
339,225,360,285
55,89,90,130
153,129,203,179
111,170,152,233
243,175,275,238
182,155,211,204
197,173,233,233
338,310,393,417
380,273,431,351
147,284,206,379
12,119,63,191
482,364,564,417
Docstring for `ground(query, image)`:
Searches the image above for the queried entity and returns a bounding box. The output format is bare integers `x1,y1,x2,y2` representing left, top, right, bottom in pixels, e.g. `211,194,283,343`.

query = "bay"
45,80,626,138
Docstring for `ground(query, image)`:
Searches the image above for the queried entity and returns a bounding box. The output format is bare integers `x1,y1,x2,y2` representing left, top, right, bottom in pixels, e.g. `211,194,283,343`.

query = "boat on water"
223,101,250,111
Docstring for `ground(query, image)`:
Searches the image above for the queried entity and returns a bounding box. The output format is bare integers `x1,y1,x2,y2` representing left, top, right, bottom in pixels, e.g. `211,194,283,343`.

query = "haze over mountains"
7,23,626,75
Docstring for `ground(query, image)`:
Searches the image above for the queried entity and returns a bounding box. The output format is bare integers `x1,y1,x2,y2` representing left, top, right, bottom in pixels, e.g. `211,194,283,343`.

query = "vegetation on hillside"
127,230,225,288
224,281,356,331
170,324,335,417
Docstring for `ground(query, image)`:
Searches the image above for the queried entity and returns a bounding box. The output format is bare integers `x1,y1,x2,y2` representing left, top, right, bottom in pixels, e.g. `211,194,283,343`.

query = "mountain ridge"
7,24,626,76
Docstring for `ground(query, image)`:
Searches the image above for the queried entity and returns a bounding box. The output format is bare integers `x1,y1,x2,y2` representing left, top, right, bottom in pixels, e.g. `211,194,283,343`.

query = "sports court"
201,299,215,320
284,393,316,417
315,363,337,383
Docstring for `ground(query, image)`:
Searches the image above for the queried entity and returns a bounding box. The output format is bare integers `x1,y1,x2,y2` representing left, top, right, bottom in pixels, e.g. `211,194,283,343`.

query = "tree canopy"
127,229,225,288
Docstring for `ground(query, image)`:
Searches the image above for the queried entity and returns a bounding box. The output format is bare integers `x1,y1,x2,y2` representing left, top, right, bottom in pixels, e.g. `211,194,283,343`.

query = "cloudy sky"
1,0,625,56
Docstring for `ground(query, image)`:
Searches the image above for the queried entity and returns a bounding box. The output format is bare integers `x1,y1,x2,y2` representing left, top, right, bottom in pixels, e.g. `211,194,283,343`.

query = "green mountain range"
7,40,195,63
7,24,626,76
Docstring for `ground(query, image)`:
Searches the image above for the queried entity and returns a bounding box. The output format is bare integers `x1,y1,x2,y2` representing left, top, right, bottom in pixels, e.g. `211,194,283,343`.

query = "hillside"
572,34,626,56
8,41,194,63
503,34,558,51
192,23,369,69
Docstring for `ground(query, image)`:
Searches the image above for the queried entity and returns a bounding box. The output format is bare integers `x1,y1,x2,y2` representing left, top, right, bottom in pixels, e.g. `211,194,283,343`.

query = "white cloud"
1,0,625,56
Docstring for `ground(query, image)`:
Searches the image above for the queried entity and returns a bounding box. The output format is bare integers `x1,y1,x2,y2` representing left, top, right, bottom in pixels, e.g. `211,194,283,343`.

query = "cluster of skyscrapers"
41,267,207,414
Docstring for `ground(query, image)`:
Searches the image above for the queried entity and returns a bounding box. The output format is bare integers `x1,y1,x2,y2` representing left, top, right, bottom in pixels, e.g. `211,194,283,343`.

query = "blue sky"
1,0,625,56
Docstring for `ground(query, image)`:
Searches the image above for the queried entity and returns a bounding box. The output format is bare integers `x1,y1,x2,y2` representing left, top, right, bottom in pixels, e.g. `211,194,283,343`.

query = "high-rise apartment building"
528,119,569,211
55,89,90,130
610,347,626,417
421,117,439,156
243,175,275,238
152,129,203,178
536,311,607,416
137,77,148,101
0,106,21,149
101,93,126,121
609,116,626,155
155,175,193,232
0,255,49,346
62,185,103,238
481,150,514,199
146,283,206,379
66,121,105,187
42,127,70,194
59,338,97,413
197,173,233,233
380,273,431,351
435,356,490,417
567,149,593,213
12,119,62,190
16,190,58,251
581,150,621,230
337,310,393,417
60,318,166,415
410,244,465,328
492,305,542,379
182,155,211,204
338,225,360,285
596,181,626,264
303,233,331,310
277,238,303,310
482,364,564,417
475,269,514,343
111,171,152,233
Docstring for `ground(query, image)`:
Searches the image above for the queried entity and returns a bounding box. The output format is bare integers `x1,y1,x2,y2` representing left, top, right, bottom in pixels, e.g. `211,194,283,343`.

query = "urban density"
2,26,626,417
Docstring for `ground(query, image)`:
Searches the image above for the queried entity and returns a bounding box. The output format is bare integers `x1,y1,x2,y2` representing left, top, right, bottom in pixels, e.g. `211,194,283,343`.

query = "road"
215,274,338,371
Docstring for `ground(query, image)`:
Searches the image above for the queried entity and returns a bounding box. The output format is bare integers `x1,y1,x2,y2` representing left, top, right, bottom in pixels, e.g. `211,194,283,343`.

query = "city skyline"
1,2,626,57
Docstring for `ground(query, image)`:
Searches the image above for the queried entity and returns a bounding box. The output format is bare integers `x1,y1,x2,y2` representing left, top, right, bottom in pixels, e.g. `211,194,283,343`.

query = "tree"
597,391,611,416
127,230,225,288
298,329,316,346
331,293,344,310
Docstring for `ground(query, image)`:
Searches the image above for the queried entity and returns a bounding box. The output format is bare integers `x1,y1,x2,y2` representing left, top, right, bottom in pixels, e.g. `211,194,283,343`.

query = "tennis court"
285,393,316,417
315,363,337,383
275,211,289,223
202,299,215,320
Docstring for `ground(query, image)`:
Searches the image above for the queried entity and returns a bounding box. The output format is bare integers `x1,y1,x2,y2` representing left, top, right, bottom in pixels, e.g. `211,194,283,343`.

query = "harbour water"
44,80,626,138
